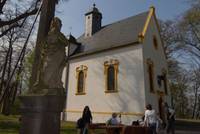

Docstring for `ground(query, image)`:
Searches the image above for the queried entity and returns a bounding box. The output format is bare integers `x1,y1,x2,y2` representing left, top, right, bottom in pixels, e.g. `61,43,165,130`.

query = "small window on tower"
88,16,90,19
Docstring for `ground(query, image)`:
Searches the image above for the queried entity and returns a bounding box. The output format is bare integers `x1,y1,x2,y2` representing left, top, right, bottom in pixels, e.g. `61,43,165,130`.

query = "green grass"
0,114,77,134
60,121,77,134
0,114,20,134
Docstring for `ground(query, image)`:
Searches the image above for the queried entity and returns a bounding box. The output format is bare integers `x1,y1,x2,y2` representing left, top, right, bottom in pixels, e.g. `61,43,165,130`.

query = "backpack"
132,120,139,126
106,118,112,125
76,117,84,128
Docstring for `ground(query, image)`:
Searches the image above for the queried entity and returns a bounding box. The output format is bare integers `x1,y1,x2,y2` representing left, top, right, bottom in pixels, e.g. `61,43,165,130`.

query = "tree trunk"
11,65,22,104
0,44,11,95
192,85,198,119
7,40,13,81
197,95,200,119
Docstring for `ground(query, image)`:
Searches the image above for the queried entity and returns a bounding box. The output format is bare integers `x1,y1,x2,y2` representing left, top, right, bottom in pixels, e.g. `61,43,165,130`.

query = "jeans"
149,123,157,134
166,119,175,134
83,127,88,134
82,123,89,134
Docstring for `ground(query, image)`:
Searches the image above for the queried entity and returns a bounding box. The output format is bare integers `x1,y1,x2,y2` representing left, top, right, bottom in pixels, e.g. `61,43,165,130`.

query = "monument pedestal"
19,95,65,134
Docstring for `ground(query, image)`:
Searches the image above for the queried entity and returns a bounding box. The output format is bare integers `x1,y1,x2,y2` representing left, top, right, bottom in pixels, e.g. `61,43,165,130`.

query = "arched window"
77,71,84,93
153,36,158,50
147,59,154,93
76,65,88,95
104,59,119,93
107,65,115,91
162,70,168,95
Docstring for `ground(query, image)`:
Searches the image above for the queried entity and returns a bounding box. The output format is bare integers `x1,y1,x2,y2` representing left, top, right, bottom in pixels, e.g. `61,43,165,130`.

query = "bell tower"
85,4,102,37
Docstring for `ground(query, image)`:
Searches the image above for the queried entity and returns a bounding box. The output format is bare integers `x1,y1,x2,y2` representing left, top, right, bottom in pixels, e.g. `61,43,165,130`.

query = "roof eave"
138,6,155,43
140,6,168,60
69,41,140,60
151,8,168,61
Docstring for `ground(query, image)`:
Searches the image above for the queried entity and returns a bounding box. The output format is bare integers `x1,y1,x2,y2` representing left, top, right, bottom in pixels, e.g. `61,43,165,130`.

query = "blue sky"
56,0,190,37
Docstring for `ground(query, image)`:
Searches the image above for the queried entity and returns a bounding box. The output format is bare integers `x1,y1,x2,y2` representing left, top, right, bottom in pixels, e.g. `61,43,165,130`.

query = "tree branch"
183,39,200,52
189,22,200,43
0,0,7,14
0,16,27,38
0,8,38,27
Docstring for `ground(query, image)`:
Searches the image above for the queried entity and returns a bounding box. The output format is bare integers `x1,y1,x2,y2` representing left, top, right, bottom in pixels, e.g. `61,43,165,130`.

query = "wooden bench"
89,123,150,134
122,126,150,134
89,123,107,134
105,125,124,134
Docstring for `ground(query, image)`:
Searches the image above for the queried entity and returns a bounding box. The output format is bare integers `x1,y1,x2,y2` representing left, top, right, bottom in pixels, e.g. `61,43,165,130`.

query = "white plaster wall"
142,15,171,111
85,14,93,37
66,44,145,124
61,67,67,89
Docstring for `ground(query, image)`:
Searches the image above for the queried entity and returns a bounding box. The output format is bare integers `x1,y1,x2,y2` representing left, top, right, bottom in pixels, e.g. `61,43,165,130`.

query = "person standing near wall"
144,104,157,134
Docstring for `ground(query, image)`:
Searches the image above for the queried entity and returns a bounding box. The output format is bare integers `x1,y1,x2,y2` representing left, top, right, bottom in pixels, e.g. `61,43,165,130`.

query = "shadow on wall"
68,45,145,123
91,47,145,114
106,54,145,112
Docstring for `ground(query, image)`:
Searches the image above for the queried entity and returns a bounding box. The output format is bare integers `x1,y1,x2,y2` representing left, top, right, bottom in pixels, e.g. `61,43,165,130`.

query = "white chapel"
62,5,171,124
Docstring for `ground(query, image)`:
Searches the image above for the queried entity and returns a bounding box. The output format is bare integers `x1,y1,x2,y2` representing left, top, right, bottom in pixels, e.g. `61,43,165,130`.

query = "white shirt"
144,109,157,125
168,108,175,115
110,117,119,125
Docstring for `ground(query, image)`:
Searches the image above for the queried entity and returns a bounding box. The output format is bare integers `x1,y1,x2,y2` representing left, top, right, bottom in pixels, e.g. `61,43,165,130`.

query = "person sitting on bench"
106,113,120,125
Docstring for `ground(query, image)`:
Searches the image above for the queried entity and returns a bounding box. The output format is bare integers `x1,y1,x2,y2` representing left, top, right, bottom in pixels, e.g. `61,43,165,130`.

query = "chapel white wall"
66,44,145,124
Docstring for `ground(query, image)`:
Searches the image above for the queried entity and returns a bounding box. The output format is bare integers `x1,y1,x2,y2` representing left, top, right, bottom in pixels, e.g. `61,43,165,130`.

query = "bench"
89,123,150,134
122,126,150,134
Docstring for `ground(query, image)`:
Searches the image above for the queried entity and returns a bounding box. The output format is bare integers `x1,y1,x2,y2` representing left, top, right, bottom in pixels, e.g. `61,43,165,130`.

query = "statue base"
19,95,65,134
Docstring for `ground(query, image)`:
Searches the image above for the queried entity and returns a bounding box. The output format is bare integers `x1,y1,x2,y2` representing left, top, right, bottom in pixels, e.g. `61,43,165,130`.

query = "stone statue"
30,17,69,95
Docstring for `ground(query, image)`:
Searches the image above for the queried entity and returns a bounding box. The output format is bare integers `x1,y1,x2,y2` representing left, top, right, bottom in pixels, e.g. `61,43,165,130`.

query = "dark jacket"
82,110,92,125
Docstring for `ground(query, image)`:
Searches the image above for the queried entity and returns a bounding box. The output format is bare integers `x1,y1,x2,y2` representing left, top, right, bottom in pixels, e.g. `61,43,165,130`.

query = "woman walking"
81,106,93,134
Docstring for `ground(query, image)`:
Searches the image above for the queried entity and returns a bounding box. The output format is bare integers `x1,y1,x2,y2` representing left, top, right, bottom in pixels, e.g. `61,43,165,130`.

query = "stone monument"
30,17,68,95
19,17,68,134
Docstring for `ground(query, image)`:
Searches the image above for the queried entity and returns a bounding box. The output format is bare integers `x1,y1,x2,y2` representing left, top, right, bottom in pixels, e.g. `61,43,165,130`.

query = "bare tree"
159,1,200,118
0,0,40,37
189,66,200,119
0,0,41,114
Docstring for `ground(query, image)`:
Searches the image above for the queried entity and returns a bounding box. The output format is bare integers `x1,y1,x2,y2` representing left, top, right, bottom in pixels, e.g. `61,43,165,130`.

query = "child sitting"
106,113,120,125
